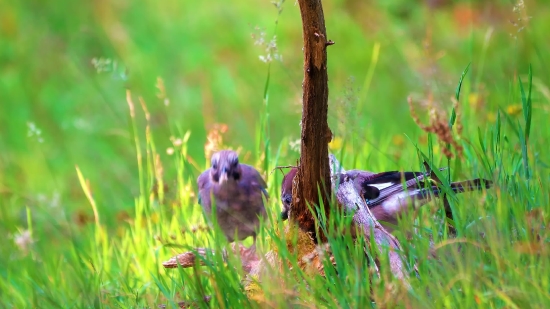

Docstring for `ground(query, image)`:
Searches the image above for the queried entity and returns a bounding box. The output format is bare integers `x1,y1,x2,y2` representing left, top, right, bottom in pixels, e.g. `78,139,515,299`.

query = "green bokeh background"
3,0,546,221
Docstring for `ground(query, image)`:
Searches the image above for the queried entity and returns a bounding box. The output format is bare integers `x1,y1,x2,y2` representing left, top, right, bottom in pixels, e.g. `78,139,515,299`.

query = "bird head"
210,150,241,184
280,167,298,220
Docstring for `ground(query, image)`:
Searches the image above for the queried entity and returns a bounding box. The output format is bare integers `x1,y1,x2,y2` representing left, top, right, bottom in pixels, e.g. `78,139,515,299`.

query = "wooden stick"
329,154,411,285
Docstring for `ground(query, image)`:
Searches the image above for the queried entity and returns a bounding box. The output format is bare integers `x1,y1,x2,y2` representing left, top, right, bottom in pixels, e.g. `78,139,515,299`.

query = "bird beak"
219,167,229,184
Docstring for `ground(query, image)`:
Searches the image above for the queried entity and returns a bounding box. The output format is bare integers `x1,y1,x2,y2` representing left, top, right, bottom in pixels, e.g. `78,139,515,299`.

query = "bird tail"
414,178,492,200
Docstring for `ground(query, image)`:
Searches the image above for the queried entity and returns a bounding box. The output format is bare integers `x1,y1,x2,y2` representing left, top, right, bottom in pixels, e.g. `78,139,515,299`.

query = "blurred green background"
1,0,549,305
2,0,546,224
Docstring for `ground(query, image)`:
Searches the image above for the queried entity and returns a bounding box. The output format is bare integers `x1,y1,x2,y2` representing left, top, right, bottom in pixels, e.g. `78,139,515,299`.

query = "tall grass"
1,69,548,307
1,0,549,308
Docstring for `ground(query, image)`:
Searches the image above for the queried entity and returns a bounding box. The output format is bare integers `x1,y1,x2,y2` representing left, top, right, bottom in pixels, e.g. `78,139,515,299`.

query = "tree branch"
329,154,412,286
293,0,333,242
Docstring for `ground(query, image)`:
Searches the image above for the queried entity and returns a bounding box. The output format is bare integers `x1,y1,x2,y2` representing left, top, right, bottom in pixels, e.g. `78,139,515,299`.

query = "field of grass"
1,0,549,307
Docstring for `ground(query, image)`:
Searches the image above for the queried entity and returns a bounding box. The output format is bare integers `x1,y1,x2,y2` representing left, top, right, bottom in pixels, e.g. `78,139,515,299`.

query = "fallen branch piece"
329,154,412,285
162,247,213,269
162,243,260,273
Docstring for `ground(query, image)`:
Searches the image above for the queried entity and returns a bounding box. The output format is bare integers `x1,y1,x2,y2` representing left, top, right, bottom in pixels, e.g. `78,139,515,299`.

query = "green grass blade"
518,65,533,141
450,62,471,128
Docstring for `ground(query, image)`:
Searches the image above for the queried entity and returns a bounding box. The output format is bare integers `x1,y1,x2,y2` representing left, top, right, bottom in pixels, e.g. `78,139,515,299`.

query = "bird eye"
283,195,292,205
211,155,219,169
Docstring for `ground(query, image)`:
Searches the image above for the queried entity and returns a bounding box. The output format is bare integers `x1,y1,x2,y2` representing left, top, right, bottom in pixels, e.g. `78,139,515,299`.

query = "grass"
1,0,549,307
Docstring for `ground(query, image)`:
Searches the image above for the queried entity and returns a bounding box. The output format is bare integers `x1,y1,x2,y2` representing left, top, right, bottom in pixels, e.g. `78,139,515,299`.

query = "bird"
280,165,492,232
280,168,382,220
197,150,269,243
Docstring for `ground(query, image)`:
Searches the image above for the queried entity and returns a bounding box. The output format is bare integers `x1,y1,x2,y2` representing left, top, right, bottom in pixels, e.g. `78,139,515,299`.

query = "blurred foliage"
2,0,547,219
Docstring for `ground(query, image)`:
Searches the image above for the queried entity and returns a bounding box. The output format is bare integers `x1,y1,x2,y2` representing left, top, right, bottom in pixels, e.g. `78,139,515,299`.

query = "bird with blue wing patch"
281,164,491,232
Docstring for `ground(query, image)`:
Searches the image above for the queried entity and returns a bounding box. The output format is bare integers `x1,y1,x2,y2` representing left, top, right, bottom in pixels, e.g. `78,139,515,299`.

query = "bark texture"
292,0,333,242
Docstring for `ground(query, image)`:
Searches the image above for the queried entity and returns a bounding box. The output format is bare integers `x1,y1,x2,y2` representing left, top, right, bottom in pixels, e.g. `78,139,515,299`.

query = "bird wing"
364,167,449,207
343,170,425,199
197,169,211,190
353,170,424,187
240,164,269,200
361,172,429,207
197,169,212,206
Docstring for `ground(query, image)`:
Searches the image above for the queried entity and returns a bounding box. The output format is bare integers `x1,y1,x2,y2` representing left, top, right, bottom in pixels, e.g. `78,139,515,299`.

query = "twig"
162,248,216,268
162,243,260,273
329,154,412,286
270,165,298,176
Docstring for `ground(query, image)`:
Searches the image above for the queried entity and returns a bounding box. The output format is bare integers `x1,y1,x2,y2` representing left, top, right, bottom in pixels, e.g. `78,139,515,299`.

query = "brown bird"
197,150,268,242
280,166,491,231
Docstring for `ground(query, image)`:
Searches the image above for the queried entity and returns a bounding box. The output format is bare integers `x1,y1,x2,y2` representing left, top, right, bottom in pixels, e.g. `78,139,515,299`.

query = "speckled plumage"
197,150,268,242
